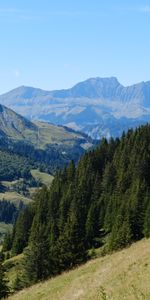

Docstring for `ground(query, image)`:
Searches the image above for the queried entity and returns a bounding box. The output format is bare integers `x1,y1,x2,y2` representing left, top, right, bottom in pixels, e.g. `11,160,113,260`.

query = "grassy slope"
0,104,92,150
0,170,53,206
31,169,54,186
5,254,24,287
8,238,150,300
0,191,32,206
0,113,89,150
34,121,85,149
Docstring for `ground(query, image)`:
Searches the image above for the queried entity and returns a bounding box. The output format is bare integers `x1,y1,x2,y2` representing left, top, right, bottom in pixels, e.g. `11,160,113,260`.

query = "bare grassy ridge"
8,238,150,300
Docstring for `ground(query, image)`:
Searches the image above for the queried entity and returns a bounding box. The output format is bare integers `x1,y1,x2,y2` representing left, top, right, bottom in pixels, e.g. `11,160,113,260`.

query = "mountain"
0,77,150,139
0,104,93,203
0,104,36,140
7,238,150,300
0,103,93,178
0,103,92,150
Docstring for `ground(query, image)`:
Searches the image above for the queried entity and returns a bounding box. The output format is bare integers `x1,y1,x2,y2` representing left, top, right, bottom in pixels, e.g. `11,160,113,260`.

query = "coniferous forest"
2,124,150,293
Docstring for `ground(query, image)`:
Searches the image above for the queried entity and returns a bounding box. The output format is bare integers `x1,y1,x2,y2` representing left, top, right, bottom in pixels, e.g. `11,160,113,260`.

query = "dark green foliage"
56,212,87,271
0,149,34,181
23,187,50,285
23,229,49,286
0,200,18,224
8,124,150,288
2,232,12,252
12,273,24,292
11,204,35,255
0,260,9,299
0,131,89,182
109,213,132,250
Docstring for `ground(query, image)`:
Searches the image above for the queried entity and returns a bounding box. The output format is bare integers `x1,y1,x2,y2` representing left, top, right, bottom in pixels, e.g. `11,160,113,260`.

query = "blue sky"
0,0,150,93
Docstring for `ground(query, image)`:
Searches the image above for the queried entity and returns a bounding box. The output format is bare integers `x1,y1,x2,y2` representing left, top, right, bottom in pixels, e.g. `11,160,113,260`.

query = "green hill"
0,103,93,180
3,124,150,299
0,103,93,150
0,103,93,182
0,103,93,208
8,238,150,300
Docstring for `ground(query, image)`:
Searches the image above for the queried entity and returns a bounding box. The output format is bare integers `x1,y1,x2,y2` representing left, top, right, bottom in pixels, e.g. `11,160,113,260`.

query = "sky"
0,0,150,94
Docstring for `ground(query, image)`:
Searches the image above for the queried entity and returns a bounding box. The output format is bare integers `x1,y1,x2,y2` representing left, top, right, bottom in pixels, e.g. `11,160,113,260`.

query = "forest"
1,124,150,296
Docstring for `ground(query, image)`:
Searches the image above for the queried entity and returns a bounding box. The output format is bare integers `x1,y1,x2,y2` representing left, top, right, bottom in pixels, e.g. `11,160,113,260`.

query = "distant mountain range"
0,77,150,139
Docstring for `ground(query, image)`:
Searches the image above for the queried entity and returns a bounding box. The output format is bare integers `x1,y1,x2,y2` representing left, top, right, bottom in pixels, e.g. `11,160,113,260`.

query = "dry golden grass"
8,238,150,300
0,191,32,206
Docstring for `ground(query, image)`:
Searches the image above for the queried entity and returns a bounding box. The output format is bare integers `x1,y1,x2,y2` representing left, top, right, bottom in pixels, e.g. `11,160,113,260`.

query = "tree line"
2,124,150,293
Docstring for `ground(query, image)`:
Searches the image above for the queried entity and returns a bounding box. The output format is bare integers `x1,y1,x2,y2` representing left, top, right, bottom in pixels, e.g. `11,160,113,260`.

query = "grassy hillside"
8,238,150,300
4,254,24,288
0,191,32,206
31,169,53,186
33,121,92,150
0,103,92,150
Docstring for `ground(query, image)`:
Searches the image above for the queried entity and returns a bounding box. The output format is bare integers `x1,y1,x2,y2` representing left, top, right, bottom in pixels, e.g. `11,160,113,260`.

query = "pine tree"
12,204,34,255
129,180,145,240
23,187,51,285
57,212,87,271
0,260,9,299
23,225,50,286
2,231,12,252
109,213,132,251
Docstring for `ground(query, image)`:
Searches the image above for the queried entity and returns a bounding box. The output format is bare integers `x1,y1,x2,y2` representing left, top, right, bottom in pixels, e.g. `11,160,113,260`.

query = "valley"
1,1,149,299
0,103,93,243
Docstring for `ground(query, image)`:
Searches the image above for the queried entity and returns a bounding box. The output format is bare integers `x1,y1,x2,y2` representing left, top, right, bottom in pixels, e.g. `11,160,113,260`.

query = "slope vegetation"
0,103,92,190
0,103,92,150
8,238,150,300
0,104,92,235
5,124,150,292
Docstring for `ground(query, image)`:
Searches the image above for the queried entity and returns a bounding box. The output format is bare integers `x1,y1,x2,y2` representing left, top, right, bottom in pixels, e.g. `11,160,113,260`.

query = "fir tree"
8,124,150,288
0,260,9,299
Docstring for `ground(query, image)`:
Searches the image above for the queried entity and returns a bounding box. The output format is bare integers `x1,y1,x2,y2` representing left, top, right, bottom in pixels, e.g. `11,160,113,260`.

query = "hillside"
8,238,150,300
0,103,93,183
0,77,150,138
0,103,92,150
3,123,150,296
0,104,92,233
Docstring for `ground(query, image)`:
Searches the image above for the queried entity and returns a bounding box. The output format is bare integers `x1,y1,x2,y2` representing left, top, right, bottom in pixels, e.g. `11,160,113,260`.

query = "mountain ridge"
1,77,150,139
